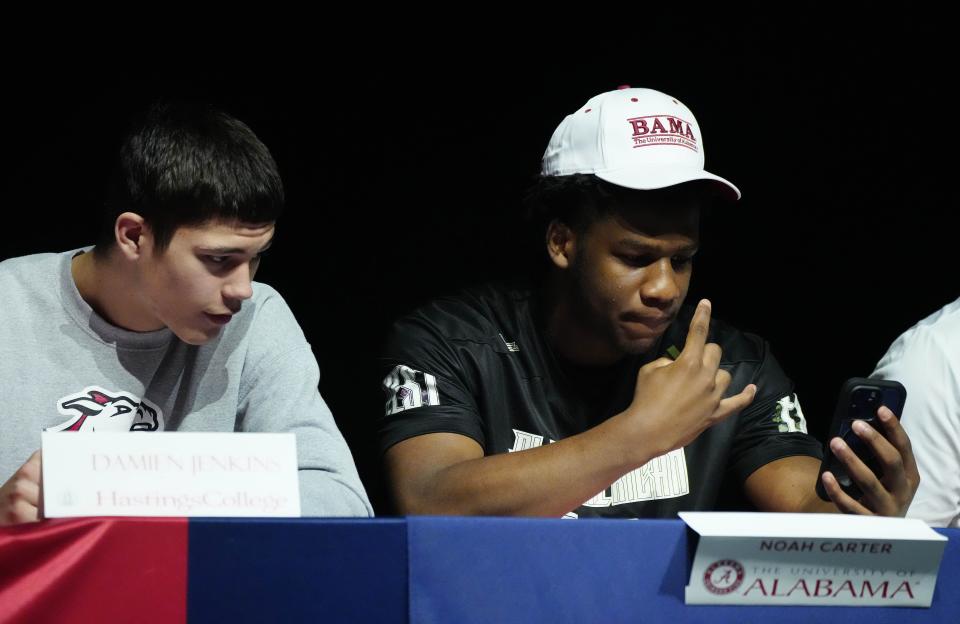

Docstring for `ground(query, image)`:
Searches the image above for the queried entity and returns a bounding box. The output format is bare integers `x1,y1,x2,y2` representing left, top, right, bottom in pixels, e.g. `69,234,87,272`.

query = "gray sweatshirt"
0,249,372,517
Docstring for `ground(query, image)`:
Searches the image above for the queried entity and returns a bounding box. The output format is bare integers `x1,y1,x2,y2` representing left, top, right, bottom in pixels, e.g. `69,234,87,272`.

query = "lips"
619,313,673,337
205,313,233,326
621,313,672,328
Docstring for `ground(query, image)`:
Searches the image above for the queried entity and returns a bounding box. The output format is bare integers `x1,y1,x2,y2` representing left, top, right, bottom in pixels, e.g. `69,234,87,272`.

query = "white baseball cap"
541,86,740,200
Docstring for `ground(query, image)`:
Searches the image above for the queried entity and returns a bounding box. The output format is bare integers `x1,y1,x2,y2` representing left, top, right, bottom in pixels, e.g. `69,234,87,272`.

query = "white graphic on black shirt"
508,429,544,452
509,429,690,505
774,394,808,433
383,365,440,416
582,449,689,506
499,333,520,352
47,386,163,432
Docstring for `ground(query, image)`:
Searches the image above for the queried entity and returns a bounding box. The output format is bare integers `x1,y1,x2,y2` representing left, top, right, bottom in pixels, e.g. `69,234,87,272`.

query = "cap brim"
595,167,741,201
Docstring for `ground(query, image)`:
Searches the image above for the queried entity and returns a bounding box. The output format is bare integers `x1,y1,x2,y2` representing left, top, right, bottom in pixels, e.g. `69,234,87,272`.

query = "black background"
4,10,957,512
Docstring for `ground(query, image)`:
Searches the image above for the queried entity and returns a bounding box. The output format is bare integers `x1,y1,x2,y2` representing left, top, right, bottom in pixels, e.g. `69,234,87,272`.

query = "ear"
114,212,148,261
545,219,577,270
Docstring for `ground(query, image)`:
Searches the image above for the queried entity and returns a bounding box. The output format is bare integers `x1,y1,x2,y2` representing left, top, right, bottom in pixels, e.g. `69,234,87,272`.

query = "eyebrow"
615,239,699,255
199,238,274,255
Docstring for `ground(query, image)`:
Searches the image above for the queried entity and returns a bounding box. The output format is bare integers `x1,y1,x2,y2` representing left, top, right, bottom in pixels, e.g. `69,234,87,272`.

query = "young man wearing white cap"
377,87,919,518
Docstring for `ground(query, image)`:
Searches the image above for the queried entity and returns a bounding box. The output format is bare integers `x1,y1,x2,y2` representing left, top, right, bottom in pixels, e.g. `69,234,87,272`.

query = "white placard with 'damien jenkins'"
681,512,947,607
42,432,300,517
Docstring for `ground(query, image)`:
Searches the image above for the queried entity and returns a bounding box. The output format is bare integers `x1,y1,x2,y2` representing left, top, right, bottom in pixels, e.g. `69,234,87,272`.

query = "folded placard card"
41,432,300,517
680,512,947,607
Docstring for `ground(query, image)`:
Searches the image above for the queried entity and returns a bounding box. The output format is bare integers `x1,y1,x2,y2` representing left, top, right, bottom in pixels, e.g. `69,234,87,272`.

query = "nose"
639,258,681,308
222,263,254,304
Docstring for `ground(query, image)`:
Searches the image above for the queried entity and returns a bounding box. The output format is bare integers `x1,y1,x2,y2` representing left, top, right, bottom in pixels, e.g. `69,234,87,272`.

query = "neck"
72,248,164,332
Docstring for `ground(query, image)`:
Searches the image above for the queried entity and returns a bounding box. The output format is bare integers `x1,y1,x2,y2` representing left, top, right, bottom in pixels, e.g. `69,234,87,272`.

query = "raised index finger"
680,299,712,362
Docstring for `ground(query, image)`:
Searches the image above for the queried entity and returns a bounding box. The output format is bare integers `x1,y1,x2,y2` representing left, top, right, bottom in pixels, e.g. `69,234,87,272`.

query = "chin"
173,327,220,346
615,333,658,356
621,340,657,356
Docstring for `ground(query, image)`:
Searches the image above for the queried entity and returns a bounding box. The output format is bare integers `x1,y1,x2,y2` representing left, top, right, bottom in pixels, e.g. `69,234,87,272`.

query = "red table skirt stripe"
0,518,188,624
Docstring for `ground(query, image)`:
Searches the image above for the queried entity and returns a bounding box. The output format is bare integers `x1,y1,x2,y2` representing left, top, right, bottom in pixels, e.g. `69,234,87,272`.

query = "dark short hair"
523,173,621,236
96,101,284,255
520,173,714,274
523,173,715,235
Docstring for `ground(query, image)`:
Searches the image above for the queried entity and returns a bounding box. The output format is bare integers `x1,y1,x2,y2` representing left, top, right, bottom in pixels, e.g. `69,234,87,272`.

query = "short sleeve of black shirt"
378,300,487,452
706,326,824,484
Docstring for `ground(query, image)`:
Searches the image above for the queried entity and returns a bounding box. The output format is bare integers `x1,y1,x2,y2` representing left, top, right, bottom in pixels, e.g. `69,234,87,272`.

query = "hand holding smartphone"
815,378,907,502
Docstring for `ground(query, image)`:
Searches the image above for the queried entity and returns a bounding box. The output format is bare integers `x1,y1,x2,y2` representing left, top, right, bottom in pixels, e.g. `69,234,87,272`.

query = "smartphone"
815,377,907,501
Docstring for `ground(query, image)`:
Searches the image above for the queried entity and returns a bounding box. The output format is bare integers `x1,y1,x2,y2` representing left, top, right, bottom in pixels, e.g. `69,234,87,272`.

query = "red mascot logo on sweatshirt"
46,386,163,432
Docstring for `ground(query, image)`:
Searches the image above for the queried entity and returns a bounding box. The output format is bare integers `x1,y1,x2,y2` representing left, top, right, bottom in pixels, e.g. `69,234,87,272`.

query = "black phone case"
815,377,907,502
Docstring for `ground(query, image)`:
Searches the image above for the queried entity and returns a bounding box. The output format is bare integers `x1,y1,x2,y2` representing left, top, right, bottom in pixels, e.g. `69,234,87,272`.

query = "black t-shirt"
378,283,822,518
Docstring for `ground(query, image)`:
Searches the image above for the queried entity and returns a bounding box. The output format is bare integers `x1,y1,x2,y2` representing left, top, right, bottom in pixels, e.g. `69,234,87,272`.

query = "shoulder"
661,305,793,401
666,304,769,364
388,282,532,347
221,281,301,330
886,298,960,356
0,251,63,283
876,299,960,366
874,298,960,382
0,250,74,312
247,281,297,322
219,281,310,362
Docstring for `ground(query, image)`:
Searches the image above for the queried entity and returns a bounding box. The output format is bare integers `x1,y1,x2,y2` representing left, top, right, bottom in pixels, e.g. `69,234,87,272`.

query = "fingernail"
852,420,869,434
700,299,711,310
830,438,845,453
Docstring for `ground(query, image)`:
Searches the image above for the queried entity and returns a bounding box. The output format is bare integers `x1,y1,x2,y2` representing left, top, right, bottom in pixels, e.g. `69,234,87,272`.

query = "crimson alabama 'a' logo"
703,559,746,595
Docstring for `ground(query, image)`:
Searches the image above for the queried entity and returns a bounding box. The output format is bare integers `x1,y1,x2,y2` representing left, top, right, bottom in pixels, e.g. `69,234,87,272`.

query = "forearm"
290,420,374,517
390,413,655,517
241,343,373,517
299,470,373,517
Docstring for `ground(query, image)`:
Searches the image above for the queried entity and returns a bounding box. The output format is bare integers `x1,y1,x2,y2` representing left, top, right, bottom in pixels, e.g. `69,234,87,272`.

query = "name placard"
680,512,947,607
42,432,300,517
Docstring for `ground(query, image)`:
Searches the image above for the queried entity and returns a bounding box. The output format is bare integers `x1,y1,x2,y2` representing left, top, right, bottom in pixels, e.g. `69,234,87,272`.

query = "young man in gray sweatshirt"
0,102,372,524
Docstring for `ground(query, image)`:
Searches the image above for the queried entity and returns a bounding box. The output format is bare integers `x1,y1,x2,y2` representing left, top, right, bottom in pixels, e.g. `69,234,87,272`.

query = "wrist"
601,410,662,472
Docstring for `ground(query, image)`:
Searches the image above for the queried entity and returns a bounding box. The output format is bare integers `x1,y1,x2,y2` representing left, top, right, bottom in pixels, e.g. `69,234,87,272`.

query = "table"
1,517,956,623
